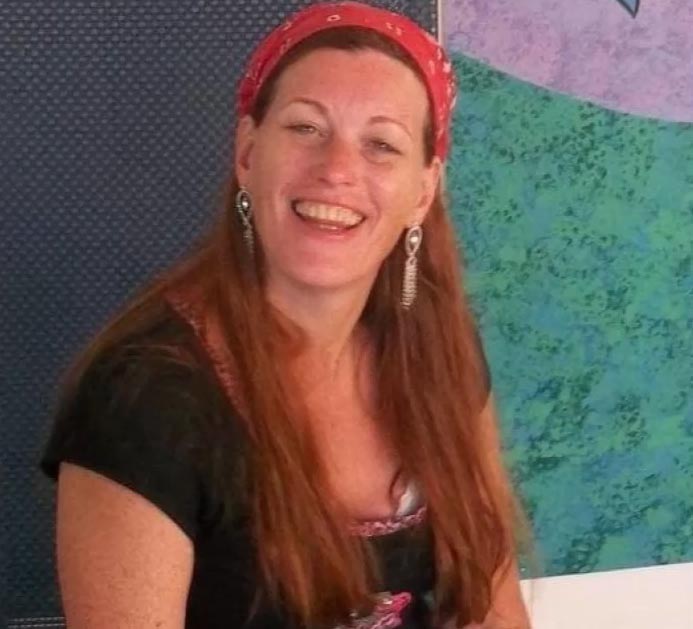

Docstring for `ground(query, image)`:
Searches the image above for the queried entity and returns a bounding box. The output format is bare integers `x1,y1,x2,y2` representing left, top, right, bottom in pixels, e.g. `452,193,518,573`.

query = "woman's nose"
314,135,360,186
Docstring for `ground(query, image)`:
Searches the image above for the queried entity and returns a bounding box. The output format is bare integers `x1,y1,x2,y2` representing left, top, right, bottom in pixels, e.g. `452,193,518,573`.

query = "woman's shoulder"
84,297,231,400
47,301,217,456
95,298,206,374
75,298,238,446
42,297,248,537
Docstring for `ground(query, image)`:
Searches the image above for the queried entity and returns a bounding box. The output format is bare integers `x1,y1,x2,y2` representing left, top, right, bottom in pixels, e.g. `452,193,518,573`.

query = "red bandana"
237,1,457,160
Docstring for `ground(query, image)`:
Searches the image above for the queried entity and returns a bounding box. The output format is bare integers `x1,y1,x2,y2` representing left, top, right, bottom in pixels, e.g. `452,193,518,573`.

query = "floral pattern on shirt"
335,592,412,629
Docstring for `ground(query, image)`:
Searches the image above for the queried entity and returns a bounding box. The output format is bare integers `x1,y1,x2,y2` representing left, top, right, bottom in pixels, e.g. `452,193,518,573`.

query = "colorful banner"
444,0,693,583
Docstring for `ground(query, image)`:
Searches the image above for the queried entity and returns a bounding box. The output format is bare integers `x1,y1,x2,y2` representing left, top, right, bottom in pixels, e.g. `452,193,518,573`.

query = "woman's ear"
411,156,442,225
234,115,256,187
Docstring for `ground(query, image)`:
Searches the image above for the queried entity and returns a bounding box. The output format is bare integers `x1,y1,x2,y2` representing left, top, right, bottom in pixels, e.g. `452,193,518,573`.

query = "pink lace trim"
165,293,427,539
349,506,427,537
166,292,250,418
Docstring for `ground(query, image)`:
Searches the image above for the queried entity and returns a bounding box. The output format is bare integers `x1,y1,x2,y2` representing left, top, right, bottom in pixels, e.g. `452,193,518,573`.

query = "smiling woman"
40,3,530,629
237,44,437,297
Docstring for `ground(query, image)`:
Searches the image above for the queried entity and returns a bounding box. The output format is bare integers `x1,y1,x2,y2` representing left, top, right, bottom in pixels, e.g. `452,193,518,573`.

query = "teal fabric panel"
449,54,693,576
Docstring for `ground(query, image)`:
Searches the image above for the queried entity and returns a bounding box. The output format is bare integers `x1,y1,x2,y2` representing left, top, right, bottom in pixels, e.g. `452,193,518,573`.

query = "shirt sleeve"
40,347,214,541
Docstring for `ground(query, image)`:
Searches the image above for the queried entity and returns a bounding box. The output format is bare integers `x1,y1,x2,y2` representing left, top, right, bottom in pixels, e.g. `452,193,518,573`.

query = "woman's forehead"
270,48,429,119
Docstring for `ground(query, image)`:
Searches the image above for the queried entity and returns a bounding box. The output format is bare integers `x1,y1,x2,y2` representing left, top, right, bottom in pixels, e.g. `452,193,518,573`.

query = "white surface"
521,562,693,628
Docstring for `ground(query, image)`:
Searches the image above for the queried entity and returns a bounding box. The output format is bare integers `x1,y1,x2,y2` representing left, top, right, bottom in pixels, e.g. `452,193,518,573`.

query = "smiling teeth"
294,202,364,227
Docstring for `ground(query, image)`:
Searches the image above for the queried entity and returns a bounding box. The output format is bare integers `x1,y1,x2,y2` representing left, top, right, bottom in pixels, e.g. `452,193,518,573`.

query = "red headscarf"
237,1,457,160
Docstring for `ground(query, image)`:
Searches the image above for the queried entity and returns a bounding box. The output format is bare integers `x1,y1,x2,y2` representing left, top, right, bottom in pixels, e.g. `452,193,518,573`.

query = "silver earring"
401,225,423,309
235,187,254,255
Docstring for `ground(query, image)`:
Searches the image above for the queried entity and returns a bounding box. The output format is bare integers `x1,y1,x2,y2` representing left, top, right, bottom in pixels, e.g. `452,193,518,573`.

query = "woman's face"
235,47,440,295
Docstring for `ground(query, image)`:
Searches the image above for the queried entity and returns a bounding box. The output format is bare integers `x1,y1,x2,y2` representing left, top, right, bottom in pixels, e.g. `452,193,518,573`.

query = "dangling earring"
401,224,423,309
235,187,254,255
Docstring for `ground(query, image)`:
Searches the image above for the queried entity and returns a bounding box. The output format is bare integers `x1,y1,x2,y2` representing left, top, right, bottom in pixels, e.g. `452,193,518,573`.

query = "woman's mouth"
291,200,365,231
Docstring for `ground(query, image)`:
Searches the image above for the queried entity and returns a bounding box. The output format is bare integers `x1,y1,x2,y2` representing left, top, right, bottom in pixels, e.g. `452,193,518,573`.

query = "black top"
40,303,464,629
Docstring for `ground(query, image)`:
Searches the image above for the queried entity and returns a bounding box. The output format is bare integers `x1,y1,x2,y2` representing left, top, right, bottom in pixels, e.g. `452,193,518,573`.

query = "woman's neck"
265,277,372,384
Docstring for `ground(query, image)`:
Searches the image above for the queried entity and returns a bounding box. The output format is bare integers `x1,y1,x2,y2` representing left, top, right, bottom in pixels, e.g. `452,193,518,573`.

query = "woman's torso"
42,299,439,628
170,297,437,628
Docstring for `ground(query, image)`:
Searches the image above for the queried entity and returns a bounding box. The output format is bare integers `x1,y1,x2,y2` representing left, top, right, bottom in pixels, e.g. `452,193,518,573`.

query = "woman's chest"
188,523,436,629
308,397,406,521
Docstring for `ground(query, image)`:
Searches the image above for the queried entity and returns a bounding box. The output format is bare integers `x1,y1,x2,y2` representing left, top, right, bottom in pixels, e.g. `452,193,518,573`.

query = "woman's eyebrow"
368,115,412,139
280,97,328,114
282,99,411,135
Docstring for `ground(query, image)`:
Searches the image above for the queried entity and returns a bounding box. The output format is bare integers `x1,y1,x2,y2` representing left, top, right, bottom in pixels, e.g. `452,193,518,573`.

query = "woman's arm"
477,398,531,629
56,463,194,629
482,556,530,628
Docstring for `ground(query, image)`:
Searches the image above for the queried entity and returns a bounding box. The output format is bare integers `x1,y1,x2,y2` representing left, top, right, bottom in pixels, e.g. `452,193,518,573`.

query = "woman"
41,2,530,628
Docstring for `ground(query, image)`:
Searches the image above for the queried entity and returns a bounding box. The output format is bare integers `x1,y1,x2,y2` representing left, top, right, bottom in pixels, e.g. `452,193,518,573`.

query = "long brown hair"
58,27,524,627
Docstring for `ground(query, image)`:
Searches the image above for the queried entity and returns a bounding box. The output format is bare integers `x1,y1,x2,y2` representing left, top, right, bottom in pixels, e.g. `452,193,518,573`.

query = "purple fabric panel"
444,0,693,121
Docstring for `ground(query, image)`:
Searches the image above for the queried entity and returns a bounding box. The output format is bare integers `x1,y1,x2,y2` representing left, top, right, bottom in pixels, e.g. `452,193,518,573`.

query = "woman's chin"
267,263,375,298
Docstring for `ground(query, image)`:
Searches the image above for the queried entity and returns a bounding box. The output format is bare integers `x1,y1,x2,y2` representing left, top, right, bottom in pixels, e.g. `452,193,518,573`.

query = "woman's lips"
291,200,366,230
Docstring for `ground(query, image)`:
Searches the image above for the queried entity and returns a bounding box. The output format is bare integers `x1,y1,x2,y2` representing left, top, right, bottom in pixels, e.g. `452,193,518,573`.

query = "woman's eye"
369,139,400,154
287,123,319,135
